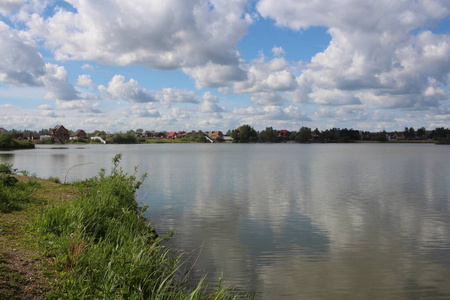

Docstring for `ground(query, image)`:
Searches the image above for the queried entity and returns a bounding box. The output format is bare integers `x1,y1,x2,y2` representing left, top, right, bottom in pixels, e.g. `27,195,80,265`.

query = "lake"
1,143,450,299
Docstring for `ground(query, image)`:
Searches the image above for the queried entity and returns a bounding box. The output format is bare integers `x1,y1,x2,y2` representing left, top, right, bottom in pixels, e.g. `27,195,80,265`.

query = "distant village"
1,124,449,144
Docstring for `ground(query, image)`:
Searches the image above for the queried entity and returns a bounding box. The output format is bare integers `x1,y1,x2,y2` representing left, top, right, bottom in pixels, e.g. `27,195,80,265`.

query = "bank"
0,157,251,299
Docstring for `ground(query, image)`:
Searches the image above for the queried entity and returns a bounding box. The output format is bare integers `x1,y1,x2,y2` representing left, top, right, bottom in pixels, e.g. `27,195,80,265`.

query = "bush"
0,162,14,174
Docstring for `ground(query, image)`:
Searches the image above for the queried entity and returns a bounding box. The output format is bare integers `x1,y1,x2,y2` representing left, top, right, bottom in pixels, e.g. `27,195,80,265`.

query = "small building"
40,135,52,141
154,132,166,138
0,127,7,134
210,131,224,140
51,125,70,141
278,130,291,140
73,129,87,139
167,132,178,139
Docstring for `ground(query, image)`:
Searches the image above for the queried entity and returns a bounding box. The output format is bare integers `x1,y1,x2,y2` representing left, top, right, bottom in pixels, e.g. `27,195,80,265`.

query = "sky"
0,0,449,133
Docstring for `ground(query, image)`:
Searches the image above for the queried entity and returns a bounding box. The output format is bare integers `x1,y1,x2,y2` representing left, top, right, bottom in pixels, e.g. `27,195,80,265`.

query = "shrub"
0,162,13,174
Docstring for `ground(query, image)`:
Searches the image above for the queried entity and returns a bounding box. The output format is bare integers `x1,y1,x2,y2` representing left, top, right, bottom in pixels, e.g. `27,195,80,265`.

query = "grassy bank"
0,157,250,299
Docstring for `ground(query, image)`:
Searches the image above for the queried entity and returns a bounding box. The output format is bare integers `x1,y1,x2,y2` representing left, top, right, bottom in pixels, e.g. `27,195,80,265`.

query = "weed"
0,162,13,174
31,154,250,299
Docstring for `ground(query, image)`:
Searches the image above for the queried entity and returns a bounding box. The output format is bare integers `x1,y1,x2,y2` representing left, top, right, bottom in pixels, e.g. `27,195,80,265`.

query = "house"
210,131,224,140
167,132,178,139
278,130,291,140
0,127,7,134
154,132,166,138
51,125,69,141
73,129,87,139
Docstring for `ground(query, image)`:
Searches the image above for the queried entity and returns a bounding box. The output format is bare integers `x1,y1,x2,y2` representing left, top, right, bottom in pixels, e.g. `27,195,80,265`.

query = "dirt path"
0,176,79,299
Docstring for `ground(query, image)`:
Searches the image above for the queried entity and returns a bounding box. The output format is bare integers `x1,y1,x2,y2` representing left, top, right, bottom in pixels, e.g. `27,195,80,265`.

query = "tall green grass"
32,154,249,299
0,162,37,213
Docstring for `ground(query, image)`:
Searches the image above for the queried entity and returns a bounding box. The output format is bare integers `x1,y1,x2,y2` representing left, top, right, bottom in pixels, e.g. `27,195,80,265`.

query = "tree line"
227,125,450,143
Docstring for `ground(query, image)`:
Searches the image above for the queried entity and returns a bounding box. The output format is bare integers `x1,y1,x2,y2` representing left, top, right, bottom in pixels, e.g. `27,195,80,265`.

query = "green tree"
259,127,279,143
0,132,14,149
296,127,312,143
417,127,426,138
231,125,258,143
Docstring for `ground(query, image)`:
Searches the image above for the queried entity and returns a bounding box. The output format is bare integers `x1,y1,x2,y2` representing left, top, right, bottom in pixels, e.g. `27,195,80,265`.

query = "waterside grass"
20,155,250,299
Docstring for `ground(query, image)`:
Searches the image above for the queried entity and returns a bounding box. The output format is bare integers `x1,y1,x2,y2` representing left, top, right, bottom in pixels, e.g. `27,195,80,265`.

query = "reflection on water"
1,144,450,299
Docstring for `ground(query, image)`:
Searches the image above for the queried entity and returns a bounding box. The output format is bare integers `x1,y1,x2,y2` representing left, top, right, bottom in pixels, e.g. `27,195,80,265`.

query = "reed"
31,154,250,299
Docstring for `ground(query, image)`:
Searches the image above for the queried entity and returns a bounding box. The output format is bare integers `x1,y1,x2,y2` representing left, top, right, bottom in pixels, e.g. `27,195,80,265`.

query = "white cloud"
99,75,156,103
38,104,52,110
199,91,225,113
258,0,450,110
250,92,288,106
81,64,94,70
233,56,297,93
41,63,79,100
0,21,45,86
56,100,103,114
0,0,25,15
272,46,285,57
129,103,161,118
76,74,94,88
42,109,64,118
183,61,247,89
28,0,251,87
156,88,198,106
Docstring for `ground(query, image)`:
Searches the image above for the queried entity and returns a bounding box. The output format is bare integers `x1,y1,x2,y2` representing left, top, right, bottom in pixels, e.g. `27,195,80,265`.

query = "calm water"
1,143,450,299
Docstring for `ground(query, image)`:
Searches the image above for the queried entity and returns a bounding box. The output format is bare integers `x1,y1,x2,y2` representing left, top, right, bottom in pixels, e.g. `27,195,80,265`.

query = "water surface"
1,143,450,299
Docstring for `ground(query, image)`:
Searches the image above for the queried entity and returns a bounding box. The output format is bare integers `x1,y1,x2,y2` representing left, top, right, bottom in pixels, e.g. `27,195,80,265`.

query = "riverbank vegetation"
0,159,251,299
2,125,449,145
0,132,35,150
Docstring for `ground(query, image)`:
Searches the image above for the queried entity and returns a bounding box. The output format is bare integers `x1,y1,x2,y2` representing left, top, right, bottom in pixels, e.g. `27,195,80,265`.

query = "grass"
0,156,251,299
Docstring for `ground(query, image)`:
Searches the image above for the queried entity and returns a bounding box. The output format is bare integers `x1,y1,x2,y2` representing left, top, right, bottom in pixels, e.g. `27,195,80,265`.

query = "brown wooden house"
73,129,87,139
51,125,69,141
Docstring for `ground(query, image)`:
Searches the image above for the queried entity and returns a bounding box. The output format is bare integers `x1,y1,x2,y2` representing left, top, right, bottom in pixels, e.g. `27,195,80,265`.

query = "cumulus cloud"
0,0,25,15
250,91,288,106
258,0,450,110
40,63,79,100
199,91,225,113
233,56,297,93
156,88,198,106
81,64,94,70
0,21,45,86
76,74,94,89
183,61,247,89
56,100,103,114
129,103,161,118
28,0,251,74
99,75,156,103
233,105,311,121
272,46,285,57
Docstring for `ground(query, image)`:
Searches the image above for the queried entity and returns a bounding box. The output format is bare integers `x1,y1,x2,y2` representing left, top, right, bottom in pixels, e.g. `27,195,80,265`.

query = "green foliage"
32,154,247,299
0,162,13,174
231,125,258,143
259,127,279,143
181,133,207,143
0,132,35,150
0,173,35,213
47,176,61,184
296,127,312,143
112,133,137,144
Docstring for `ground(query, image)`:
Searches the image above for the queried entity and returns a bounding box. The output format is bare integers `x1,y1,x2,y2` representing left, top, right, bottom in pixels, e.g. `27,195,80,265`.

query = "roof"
167,132,177,137
74,129,86,135
53,125,67,131
0,127,7,133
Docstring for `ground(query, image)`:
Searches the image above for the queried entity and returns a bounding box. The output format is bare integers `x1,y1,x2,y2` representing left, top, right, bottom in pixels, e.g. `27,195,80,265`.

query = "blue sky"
0,0,449,133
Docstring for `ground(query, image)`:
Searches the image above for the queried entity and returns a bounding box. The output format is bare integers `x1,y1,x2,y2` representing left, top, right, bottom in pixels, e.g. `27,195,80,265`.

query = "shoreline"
0,158,252,299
